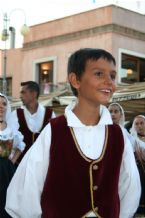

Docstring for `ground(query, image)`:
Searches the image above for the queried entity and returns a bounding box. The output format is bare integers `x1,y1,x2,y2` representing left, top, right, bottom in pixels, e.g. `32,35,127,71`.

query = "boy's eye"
110,73,116,81
94,71,116,81
94,71,103,77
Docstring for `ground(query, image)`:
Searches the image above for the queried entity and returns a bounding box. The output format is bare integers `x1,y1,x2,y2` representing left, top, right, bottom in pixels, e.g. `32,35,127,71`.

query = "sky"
0,0,145,48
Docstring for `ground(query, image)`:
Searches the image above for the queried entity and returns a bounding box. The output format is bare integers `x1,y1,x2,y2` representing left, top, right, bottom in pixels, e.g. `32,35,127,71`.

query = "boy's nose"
104,75,114,84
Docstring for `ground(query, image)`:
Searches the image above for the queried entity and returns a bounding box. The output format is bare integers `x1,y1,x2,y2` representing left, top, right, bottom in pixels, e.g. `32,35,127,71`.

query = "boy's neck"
73,103,100,126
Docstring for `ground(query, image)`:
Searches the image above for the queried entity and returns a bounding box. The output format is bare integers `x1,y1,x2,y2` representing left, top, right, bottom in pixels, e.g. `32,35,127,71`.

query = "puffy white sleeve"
12,131,26,151
124,128,137,152
119,127,141,218
10,110,20,130
7,110,25,151
6,123,51,218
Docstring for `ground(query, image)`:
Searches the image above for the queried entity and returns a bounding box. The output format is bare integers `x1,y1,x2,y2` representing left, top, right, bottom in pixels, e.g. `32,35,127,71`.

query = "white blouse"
0,125,25,152
0,127,13,140
6,104,141,218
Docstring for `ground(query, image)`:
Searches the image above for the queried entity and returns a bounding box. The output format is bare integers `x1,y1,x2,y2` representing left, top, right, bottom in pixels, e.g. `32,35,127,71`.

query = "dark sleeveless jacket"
41,115,124,218
17,107,52,163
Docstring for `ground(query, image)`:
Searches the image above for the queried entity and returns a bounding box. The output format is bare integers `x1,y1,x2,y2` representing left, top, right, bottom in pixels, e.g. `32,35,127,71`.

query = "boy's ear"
68,73,80,89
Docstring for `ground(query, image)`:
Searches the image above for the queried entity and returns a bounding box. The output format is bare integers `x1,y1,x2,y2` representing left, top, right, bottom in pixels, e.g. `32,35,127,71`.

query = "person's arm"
119,128,141,218
5,124,51,218
9,109,26,152
9,148,21,164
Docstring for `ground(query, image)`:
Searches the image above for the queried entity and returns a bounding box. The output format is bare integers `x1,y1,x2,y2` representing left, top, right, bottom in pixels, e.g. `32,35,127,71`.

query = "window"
38,61,54,94
120,54,145,83
0,77,12,96
34,56,57,95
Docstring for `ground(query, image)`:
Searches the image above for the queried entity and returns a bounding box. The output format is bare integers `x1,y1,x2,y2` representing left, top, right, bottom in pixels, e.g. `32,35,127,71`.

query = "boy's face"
70,57,116,106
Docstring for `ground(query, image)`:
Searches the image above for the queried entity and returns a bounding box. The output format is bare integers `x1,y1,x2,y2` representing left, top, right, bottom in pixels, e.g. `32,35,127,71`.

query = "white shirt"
6,104,141,218
12,103,56,133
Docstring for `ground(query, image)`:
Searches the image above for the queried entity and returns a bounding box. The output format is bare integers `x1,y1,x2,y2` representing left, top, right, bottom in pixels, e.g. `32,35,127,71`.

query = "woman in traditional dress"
130,115,145,215
0,93,25,218
108,102,136,147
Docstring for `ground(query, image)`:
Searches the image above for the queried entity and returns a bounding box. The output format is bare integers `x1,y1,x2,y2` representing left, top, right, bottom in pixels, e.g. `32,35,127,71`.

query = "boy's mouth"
101,89,111,93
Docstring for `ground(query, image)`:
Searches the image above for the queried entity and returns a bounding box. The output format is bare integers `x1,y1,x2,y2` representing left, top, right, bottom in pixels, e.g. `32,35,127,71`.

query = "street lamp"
0,9,30,96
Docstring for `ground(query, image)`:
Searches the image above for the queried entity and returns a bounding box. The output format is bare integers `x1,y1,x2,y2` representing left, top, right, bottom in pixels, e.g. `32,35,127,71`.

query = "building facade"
0,4,145,98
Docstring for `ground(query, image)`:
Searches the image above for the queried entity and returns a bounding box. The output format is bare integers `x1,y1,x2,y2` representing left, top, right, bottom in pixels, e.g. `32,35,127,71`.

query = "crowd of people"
108,103,145,216
0,48,144,218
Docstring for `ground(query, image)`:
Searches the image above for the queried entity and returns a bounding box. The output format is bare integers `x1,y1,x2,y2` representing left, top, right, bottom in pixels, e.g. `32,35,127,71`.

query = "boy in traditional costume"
6,48,140,218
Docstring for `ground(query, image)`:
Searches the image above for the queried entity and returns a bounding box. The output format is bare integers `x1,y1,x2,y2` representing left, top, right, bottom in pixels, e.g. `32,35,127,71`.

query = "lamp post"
0,9,30,96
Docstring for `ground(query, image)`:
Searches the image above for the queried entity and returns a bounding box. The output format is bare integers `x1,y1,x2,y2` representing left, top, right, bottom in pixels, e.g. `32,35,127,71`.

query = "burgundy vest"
41,115,124,218
17,107,52,163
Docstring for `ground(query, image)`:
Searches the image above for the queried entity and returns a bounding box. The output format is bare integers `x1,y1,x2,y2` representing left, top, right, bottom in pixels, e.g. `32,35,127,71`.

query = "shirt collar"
22,103,44,117
65,101,113,128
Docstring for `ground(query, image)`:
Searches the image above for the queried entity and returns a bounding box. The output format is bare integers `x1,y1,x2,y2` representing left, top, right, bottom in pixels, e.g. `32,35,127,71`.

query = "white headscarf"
109,102,125,126
130,115,145,164
0,93,11,122
130,115,145,138
0,93,19,132
0,93,26,151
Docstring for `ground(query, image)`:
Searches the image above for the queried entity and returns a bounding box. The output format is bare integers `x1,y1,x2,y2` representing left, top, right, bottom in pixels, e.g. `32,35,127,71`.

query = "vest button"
93,185,98,191
93,164,98,170
95,207,98,212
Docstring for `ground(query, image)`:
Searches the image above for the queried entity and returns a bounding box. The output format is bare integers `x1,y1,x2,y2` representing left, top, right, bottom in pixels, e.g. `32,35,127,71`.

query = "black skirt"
0,157,16,218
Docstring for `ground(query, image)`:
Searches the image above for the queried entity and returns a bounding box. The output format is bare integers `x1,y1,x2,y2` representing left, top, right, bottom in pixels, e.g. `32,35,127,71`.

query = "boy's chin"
100,99,110,106
101,103,109,106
